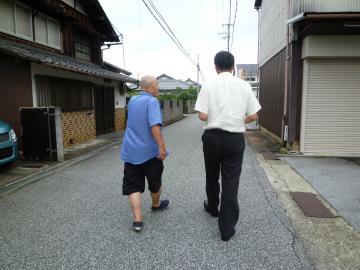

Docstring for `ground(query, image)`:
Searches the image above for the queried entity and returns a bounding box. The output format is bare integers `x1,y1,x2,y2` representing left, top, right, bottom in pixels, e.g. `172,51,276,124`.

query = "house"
255,0,360,156
157,74,192,93
0,0,137,149
185,78,201,89
236,64,259,94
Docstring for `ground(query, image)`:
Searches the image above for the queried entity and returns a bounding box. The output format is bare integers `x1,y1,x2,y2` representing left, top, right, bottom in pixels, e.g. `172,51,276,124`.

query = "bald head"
140,75,159,97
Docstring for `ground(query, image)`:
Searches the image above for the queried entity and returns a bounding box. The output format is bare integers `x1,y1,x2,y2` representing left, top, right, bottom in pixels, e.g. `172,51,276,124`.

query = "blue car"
0,120,19,166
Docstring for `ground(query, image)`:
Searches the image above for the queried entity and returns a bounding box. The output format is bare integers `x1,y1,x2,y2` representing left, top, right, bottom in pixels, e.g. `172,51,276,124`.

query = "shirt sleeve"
195,86,209,114
246,84,261,116
148,98,163,127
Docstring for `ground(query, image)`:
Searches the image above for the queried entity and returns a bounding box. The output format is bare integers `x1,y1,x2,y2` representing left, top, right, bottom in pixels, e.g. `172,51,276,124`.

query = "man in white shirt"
195,51,261,241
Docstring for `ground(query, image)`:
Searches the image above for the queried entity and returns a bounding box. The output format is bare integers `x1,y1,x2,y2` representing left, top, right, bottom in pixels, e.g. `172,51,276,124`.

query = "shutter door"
302,59,360,156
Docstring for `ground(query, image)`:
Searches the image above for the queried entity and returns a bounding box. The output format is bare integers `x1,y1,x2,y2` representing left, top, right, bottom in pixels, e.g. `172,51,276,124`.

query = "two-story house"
0,0,137,149
236,64,259,95
255,0,360,156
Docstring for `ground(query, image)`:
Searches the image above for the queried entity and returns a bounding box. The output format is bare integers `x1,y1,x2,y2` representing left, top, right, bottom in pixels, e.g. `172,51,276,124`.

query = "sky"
99,0,258,84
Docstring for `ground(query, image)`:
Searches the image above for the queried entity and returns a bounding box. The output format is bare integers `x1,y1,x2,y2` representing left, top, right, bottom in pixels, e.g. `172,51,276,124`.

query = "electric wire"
141,0,205,82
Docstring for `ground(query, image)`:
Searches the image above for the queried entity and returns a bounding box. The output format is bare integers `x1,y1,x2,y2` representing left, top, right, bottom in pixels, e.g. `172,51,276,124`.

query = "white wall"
31,63,126,109
302,35,360,59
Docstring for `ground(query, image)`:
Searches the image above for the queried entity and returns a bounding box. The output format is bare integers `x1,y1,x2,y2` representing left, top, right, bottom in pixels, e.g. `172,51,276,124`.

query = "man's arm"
198,112,208,121
244,113,258,124
151,125,167,160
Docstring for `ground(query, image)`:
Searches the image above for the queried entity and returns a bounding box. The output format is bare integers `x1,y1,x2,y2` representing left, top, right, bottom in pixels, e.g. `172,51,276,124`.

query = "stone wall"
161,100,183,125
184,100,196,114
115,108,126,131
61,110,96,148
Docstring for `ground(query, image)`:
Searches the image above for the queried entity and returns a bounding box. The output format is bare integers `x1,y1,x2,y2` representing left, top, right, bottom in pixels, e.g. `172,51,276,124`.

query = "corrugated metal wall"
302,59,360,156
259,0,287,67
259,49,286,138
300,0,360,13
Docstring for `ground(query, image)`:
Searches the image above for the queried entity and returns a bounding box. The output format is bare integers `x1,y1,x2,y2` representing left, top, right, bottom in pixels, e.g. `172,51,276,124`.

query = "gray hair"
140,75,156,90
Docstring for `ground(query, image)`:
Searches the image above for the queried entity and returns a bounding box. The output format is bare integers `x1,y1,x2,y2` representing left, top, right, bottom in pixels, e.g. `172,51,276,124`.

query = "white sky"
99,0,258,83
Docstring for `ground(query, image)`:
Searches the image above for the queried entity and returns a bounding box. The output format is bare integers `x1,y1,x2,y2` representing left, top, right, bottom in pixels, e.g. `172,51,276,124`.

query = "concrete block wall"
161,100,183,124
184,100,196,114
61,110,96,148
115,108,126,131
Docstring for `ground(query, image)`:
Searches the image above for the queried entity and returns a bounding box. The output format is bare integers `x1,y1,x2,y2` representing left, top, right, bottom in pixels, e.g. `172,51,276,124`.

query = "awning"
287,12,360,25
0,38,138,83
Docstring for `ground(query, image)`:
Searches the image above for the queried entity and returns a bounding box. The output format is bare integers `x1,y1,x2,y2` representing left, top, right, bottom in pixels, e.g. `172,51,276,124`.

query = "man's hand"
244,113,258,124
198,112,208,121
158,145,167,160
151,125,167,160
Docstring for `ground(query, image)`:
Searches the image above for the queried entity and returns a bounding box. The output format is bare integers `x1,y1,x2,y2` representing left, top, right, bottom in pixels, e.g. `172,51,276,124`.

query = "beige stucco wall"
302,35,360,59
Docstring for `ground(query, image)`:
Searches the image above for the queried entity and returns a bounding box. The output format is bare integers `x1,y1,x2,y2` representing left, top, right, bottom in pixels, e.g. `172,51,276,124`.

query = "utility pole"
196,55,200,94
219,0,233,52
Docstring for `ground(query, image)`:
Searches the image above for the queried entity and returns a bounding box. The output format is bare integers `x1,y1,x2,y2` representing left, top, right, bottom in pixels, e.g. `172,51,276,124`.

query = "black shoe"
151,200,169,211
204,201,219,217
133,221,143,232
221,231,235,242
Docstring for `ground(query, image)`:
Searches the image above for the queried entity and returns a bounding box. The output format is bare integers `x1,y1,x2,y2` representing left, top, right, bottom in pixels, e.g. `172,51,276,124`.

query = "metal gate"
20,107,63,161
95,86,115,135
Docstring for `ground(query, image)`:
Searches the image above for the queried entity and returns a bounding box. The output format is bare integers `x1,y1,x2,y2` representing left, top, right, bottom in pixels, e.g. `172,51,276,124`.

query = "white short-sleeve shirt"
195,72,261,133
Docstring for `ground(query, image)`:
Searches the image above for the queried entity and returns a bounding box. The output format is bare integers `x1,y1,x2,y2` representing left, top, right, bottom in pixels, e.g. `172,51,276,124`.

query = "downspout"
282,0,291,146
255,5,261,130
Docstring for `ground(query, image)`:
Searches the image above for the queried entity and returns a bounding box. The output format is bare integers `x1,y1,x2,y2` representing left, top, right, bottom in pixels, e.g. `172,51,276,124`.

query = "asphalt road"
0,115,313,270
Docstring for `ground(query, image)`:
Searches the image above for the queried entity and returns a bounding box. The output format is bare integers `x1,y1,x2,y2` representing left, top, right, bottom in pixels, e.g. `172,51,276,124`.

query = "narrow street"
0,115,313,270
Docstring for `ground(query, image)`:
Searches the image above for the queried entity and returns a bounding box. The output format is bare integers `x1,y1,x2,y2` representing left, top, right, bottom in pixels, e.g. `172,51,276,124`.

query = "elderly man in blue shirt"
121,75,169,232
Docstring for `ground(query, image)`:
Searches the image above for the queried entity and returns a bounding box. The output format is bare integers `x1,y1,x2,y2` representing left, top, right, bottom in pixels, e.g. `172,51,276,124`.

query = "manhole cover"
290,192,335,218
18,164,47,169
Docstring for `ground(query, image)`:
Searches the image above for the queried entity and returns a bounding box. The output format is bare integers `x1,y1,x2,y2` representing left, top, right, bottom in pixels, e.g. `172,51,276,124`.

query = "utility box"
20,107,64,161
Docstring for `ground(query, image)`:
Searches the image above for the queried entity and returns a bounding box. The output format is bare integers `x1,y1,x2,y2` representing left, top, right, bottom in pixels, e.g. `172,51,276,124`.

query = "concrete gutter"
255,153,360,269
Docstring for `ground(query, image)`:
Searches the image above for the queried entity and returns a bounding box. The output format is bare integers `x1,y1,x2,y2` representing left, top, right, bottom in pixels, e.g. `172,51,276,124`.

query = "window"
34,14,61,49
75,34,91,62
170,100,173,109
0,0,32,40
177,100,180,107
36,76,93,112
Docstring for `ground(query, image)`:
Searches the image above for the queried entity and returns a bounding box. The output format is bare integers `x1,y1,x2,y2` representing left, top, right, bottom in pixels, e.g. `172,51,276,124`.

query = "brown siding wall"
258,49,286,138
288,42,303,145
61,110,96,148
0,53,32,146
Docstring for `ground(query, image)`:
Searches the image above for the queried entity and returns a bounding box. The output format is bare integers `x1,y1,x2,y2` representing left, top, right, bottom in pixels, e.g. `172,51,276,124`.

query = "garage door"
301,59,360,156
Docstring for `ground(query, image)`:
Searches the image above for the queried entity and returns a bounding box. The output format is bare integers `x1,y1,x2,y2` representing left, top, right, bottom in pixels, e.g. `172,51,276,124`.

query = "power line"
141,0,205,82
147,0,194,62
141,0,195,65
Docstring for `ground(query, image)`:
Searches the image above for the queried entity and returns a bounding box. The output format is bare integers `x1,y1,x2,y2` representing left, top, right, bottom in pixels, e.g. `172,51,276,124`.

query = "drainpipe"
282,0,291,147
255,4,261,130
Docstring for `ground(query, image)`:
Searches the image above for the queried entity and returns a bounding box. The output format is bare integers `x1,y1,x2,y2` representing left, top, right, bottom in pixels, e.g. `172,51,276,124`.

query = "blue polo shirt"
120,91,163,165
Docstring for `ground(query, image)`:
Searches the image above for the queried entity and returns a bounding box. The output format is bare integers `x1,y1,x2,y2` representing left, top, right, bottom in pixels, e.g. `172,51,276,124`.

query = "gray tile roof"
156,74,192,91
0,38,138,83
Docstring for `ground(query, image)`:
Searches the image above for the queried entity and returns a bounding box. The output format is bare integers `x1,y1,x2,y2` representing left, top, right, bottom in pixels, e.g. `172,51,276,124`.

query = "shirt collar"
139,91,153,97
218,72,233,77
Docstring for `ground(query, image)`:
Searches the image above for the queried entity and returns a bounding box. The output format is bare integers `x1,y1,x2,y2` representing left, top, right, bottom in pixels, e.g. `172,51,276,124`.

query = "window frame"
0,0,33,41
74,33,92,62
34,12,62,50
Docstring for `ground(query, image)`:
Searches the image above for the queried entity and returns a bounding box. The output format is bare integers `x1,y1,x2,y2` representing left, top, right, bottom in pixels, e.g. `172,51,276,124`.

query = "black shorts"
122,157,164,195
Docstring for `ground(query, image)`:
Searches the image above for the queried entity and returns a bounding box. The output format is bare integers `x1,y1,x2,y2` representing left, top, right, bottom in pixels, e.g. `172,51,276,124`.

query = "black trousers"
202,129,245,237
